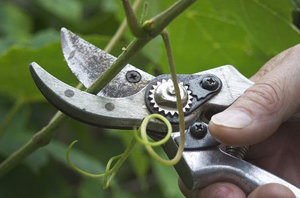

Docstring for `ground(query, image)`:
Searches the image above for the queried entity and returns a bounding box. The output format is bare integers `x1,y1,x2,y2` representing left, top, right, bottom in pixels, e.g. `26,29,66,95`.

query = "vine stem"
136,31,185,166
0,0,197,177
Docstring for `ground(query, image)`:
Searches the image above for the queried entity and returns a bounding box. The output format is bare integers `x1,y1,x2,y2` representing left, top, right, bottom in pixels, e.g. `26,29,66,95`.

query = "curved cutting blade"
61,28,154,98
29,62,150,129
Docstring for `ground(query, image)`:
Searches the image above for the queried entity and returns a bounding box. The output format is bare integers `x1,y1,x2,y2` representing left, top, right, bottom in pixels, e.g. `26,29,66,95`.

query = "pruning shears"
29,28,300,196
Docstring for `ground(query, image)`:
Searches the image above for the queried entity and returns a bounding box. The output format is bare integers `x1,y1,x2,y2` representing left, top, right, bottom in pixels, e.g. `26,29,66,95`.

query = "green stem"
0,98,25,137
143,0,196,36
105,0,143,53
161,30,185,164
121,0,144,37
66,138,137,188
140,1,149,23
103,138,136,188
0,0,197,178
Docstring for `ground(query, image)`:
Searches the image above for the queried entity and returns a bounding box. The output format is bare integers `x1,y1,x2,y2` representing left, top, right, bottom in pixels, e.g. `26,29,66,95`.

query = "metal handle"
173,145,300,197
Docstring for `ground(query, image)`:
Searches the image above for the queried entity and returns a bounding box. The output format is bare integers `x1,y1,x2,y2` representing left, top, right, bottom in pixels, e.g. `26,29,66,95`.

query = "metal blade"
61,28,154,98
29,62,150,129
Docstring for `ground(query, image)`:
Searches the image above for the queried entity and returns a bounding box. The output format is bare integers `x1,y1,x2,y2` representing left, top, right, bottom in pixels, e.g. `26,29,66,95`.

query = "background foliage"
0,0,299,197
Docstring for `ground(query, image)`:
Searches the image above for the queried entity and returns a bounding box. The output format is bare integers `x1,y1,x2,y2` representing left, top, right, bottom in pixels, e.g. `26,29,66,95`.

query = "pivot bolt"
189,122,207,139
201,76,219,90
126,70,141,83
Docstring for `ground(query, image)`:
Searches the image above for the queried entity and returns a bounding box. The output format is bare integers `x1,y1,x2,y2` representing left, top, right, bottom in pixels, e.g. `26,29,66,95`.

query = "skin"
179,44,300,197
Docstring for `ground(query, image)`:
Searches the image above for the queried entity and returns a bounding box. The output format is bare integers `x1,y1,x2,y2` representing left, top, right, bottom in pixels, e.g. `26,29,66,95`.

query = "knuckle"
241,80,284,115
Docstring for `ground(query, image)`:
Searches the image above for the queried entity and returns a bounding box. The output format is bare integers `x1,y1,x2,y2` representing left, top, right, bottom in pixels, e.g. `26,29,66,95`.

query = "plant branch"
143,0,196,36
121,0,144,37
105,0,143,52
0,0,197,177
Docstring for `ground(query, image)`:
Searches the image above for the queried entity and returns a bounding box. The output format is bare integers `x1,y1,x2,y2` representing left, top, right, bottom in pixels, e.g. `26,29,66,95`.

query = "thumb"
209,44,300,146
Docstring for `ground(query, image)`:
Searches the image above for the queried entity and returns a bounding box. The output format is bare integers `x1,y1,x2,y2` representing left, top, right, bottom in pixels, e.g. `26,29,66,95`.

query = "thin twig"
105,0,144,52
121,0,144,37
140,1,149,23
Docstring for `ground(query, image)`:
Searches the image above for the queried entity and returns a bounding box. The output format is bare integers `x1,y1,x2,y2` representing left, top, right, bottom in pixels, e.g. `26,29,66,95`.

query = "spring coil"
225,146,249,159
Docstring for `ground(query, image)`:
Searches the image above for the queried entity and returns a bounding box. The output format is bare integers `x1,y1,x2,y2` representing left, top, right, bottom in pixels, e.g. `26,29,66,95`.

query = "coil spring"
225,146,249,159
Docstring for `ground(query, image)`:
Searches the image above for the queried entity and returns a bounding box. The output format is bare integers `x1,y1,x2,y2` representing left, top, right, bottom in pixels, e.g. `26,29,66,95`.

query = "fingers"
179,181,295,198
209,44,300,145
179,180,246,198
248,183,295,198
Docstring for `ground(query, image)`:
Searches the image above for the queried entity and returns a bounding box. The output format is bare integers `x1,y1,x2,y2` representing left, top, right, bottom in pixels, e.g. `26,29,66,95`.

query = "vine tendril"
134,114,172,146
66,138,136,188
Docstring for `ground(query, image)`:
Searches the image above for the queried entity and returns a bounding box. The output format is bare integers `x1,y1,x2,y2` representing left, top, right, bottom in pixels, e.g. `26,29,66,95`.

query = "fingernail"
211,109,253,128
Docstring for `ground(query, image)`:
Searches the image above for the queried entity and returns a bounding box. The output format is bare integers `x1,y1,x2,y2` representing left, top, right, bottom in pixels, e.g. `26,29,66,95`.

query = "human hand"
179,44,300,197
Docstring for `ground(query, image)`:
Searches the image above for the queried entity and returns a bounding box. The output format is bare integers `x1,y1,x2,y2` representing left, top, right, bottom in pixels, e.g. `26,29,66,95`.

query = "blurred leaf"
0,2,33,55
35,0,83,22
120,132,150,185
79,178,104,198
0,38,16,57
45,140,105,173
0,158,73,198
0,35,110,101
152,149,184,198
0,2,32,41
111,184,135,198
292,0,300,11
0,107,48,173
29,29,60,48
0,42,75,101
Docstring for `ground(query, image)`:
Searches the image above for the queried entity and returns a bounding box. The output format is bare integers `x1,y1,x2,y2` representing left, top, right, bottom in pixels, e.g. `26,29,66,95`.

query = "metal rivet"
105,103,115,111
201,76,219,90
126,70,141,83
64,89,74,97
189,122,207,139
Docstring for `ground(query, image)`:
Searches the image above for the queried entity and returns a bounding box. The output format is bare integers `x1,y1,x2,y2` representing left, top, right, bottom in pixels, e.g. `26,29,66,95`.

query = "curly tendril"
66,139,136,188
134,114,172,146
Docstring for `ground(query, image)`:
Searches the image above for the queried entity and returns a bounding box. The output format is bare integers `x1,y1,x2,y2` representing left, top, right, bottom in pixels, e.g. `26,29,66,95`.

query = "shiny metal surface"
169,132,300,196
195,65,254,118
29,62,197,131
149,79,192,116
29,29,300,196
61,28,154,98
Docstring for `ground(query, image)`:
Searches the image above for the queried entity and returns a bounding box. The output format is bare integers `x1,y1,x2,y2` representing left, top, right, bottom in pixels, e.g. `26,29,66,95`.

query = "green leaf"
0,42,75,101
0,2,32,41
152,149,184,198
0,2,33,55
79,178,104,198
292,0,300,11
0,107,48,173
0,35,110,101
120,132,150,185
29,29,60,48
35,0,83,22
45,140,105,174
154,0,300,77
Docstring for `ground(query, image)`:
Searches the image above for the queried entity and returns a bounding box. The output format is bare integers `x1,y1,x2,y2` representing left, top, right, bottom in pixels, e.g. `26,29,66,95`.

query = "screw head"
126,70,141,83
189,122,207,139
201,76,219,90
